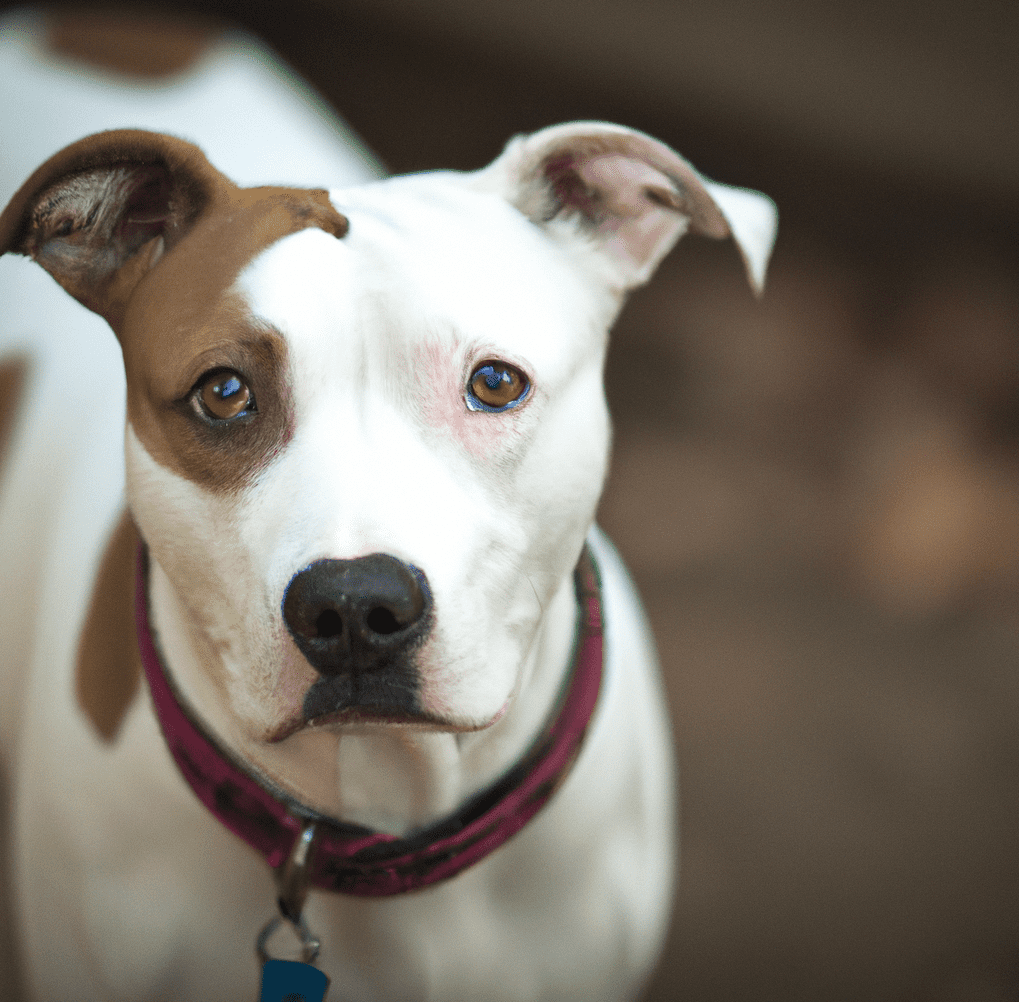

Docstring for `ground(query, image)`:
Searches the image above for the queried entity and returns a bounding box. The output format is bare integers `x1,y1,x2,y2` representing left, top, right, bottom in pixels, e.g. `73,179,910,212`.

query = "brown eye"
467,361,530,412
198,371,256,421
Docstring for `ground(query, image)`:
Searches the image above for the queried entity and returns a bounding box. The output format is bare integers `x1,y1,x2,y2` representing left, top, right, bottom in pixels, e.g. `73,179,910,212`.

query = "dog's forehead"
121,185,343,368
235,174,607,362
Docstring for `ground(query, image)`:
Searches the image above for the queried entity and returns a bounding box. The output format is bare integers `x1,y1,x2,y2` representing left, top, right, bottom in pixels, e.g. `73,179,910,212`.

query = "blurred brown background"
4,1,1019,998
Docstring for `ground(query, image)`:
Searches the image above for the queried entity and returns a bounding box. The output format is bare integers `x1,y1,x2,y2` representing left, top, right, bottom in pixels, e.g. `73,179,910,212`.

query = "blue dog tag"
260,958,330,1002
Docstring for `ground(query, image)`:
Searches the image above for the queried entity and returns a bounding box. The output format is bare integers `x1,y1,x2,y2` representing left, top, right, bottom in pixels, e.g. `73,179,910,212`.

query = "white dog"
0,13,775,1000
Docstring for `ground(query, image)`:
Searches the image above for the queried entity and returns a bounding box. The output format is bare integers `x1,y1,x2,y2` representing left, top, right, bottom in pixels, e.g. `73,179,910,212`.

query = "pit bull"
0,111,775,1000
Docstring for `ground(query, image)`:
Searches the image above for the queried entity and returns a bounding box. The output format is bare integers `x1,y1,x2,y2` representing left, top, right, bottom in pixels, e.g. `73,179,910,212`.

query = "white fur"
1,14,776,1000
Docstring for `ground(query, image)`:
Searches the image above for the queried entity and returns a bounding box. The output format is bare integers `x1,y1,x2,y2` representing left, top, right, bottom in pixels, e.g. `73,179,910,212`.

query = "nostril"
315,609,343,638
365,606,401,635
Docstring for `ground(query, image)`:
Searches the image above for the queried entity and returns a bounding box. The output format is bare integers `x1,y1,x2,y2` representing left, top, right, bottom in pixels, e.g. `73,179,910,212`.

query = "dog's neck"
147,554,580,836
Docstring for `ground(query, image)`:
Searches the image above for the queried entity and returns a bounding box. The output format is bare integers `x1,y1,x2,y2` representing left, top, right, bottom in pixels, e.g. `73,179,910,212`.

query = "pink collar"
136,545,604,896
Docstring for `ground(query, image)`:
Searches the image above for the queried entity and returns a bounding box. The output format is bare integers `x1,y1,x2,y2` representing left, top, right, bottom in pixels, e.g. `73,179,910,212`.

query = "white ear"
470,121,777,295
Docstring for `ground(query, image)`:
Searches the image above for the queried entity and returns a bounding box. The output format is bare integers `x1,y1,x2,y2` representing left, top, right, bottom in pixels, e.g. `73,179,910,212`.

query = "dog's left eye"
466,361,530,412
196,370,257,421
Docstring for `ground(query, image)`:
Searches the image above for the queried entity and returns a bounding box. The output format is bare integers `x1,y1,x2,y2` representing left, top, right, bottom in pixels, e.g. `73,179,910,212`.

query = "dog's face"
125,174,618,742
0,124,774,808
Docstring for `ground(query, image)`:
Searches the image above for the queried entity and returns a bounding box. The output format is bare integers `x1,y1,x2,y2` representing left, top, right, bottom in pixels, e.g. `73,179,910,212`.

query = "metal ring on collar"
256,912,322,967
257,821,323,966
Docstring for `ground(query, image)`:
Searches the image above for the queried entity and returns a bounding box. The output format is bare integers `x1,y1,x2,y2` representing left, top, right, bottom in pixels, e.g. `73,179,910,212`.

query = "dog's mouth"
266,673,508,743
266,705,497,746
267,706,503,743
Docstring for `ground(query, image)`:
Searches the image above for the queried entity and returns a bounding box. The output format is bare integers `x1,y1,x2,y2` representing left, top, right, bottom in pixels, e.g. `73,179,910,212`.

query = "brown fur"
118,184,347,492
46,9,219,80
0,356,28,476
0,131,348,494
75,511,141,742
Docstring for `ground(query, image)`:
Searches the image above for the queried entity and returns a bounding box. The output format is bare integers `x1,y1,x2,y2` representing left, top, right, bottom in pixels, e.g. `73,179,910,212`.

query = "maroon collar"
135,545,604,896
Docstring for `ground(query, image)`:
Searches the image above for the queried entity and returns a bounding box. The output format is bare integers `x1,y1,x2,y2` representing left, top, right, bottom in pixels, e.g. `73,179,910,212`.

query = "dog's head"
1,124,774,821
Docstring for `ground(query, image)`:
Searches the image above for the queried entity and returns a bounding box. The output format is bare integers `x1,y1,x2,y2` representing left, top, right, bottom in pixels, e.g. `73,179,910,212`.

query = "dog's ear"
471,121,777,295
0,129,232,329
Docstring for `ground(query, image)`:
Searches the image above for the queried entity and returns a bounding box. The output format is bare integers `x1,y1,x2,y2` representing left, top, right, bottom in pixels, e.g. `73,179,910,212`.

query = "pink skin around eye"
414,338,520,458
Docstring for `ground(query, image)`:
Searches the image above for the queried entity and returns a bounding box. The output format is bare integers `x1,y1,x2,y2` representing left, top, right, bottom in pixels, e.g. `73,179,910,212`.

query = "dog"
0,17,776,1001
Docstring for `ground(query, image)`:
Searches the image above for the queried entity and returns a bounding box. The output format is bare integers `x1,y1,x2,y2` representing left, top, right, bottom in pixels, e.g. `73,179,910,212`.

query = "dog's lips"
266,703,506,743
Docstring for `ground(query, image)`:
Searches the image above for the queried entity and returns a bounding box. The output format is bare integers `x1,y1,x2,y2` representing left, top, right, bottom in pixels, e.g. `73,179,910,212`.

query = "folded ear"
0,129,234,328
470,121,777,295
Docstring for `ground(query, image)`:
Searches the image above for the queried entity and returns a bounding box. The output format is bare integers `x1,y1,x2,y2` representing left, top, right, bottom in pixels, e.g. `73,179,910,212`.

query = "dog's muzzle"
282,554,432,676
136,541,603,896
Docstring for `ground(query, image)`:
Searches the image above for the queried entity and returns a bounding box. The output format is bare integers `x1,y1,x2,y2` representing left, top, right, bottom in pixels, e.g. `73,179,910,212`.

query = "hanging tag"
260,957,330,1002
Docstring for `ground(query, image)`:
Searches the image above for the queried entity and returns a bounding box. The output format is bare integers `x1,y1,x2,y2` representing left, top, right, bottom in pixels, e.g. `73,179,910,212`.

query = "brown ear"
0,129,234,328
471,121,777,294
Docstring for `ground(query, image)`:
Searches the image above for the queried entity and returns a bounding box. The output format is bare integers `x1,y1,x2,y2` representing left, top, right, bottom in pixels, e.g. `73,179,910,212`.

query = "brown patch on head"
121,186,348,493
2,130,350,494
76,511,141,743
131,321,295,492
1,131,347,326
0,355,28,476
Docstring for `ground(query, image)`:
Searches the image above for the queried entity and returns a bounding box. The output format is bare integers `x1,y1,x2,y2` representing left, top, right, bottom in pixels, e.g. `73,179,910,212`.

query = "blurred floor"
3,2,1019,998
602,236,1019,1001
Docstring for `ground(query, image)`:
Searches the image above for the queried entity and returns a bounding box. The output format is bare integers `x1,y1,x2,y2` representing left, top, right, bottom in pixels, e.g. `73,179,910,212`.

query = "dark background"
4,1,1019,998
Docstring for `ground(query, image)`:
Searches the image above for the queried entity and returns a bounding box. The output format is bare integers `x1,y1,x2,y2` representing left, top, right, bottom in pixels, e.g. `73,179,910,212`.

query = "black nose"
282,554,432,675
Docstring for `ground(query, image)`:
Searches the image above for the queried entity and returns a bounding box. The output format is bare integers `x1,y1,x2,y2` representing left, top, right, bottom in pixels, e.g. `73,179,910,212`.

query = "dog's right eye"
195,370,257,421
